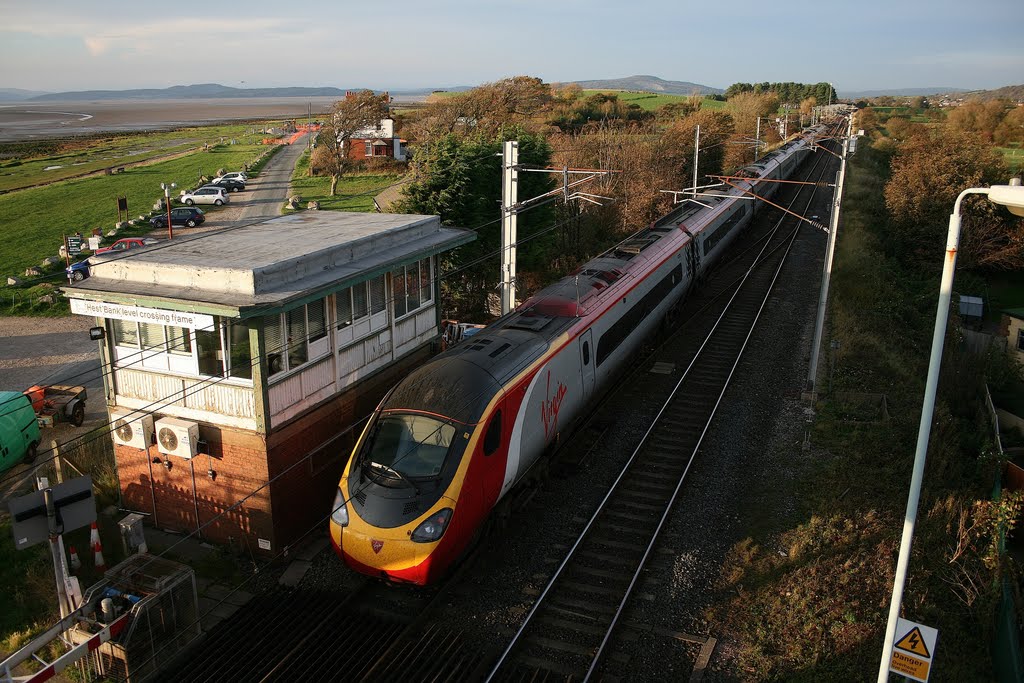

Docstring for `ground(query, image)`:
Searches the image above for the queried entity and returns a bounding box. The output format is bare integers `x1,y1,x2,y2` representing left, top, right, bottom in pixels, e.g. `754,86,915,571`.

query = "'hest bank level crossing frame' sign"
889,618,938,682
70,299,214,330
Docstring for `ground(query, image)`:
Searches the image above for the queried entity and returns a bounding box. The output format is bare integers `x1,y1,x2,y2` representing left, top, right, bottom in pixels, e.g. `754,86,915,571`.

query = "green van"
0,391,41,473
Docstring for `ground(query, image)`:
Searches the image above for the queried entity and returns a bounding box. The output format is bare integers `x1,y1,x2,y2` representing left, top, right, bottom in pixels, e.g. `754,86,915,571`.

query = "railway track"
156,539,492,681
484,125,844,682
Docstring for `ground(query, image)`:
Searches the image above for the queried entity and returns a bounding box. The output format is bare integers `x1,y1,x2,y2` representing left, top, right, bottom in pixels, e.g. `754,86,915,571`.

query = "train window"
483,410,502,456
582,340,590,365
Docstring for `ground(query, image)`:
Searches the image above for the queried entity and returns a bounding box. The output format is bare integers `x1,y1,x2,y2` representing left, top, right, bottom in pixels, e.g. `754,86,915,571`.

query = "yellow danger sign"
895,626,931,658
890,650,930,680
889,618,939,683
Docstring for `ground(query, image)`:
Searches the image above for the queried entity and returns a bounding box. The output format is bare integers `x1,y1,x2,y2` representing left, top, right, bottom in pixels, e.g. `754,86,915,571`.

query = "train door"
580,329,595,400
682,228,701,280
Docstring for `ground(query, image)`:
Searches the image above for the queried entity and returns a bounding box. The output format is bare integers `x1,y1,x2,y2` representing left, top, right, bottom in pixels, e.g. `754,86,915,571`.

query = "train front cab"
330,387,512,585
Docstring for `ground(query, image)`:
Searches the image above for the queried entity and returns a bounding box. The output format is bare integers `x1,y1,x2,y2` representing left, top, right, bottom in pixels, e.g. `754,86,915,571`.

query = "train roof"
382,355,503,424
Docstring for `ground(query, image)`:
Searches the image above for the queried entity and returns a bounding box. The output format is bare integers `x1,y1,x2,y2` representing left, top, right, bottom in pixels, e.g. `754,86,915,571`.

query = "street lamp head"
988,179,1024,217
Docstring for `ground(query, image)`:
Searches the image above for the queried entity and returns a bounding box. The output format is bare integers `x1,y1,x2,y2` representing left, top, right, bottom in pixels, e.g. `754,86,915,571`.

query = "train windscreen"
363,414,457,479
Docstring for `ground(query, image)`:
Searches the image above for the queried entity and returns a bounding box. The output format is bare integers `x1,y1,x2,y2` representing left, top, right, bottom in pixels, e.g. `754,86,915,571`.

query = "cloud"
7,14,312,57
83,37,110,57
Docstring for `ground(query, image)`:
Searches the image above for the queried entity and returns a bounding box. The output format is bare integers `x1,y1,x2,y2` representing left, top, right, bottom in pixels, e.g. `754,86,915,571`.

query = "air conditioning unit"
111,409,154,450
154,417,200,459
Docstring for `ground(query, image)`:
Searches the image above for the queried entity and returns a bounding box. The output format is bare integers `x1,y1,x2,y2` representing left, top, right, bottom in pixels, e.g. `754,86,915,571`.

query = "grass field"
0,143,277,280
997,144,1024,172
289,152,404,211
0,123,289,194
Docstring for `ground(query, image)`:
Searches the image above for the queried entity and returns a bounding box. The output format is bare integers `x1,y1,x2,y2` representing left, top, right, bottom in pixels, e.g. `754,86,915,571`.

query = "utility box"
118,513,147,554
71,554,201,681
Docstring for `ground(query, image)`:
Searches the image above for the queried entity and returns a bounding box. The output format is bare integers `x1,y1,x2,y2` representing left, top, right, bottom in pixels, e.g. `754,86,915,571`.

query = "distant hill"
569,75,722,96
839,87,961,99
28,83,356,101
837,84,1024,102
952,84,1024,101
0,87,52,101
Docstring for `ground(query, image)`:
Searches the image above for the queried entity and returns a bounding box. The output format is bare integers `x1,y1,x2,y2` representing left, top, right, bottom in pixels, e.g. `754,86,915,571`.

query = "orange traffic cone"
68,545,82,572
90,522,107,572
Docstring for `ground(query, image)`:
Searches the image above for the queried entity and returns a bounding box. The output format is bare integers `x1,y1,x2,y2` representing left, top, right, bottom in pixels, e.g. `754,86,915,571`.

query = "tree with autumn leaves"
884,127,1023,270
310,90,391,196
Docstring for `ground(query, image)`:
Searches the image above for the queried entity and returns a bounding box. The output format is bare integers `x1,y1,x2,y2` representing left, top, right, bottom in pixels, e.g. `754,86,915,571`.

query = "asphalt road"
158,133,310,235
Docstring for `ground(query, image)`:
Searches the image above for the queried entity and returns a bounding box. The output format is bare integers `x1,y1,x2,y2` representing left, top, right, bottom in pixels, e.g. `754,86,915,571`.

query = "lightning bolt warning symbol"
895,626,931,658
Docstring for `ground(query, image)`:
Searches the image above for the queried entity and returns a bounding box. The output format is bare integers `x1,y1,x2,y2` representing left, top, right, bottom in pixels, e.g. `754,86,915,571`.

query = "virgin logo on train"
371,539,384,554
541,370,568,440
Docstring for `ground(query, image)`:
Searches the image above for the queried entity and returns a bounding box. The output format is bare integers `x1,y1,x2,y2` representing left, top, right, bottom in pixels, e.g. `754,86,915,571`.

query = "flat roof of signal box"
63,212,474,318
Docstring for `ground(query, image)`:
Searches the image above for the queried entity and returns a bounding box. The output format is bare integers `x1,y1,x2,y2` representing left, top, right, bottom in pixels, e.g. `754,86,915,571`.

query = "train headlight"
330,488,349,527
410,508,452,543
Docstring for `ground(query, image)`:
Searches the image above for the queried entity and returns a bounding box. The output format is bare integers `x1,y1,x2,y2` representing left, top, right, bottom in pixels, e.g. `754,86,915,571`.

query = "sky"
2,0,1022,95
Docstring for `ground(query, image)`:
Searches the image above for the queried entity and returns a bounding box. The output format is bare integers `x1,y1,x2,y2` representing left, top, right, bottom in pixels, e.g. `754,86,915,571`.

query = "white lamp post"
878,179,1024,681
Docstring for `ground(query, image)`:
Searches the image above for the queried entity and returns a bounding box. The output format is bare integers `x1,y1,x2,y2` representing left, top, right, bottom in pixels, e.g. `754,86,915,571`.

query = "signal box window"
335,275,388,348
264,298,330,379
392,258,433,320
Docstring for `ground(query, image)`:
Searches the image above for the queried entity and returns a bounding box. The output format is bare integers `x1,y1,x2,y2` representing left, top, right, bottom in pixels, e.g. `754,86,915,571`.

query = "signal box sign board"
889,618,938,682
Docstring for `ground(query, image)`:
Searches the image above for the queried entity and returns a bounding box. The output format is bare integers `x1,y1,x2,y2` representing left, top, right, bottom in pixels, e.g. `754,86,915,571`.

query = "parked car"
150,207,205,228
217,171,249,183
66,259,91,281
94,237,160,256
180,186,229,206
0,391,41,472
207,177,246,192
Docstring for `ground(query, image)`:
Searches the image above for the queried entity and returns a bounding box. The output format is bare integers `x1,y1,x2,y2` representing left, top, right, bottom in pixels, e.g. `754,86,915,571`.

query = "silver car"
180,186,230,206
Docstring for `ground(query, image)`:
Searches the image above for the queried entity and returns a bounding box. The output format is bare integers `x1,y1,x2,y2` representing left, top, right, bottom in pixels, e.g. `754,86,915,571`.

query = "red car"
94,237,160,255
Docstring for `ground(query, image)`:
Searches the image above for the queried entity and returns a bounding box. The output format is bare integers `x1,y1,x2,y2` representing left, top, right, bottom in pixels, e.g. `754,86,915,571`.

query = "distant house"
341,90,407,162
346,116,407,161
1002,308,1024,365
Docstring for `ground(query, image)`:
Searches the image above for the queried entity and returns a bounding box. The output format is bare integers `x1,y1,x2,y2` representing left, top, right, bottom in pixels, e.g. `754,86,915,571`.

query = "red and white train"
329,131,817,585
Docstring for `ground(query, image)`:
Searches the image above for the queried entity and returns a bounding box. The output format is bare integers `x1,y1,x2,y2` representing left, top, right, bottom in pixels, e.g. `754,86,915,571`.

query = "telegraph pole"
499,141,616,316
501,141,519,315
692,125,700,198
755,117,761,161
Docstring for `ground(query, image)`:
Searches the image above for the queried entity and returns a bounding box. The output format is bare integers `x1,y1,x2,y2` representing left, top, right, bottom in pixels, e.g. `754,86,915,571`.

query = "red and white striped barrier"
24,613,129,683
